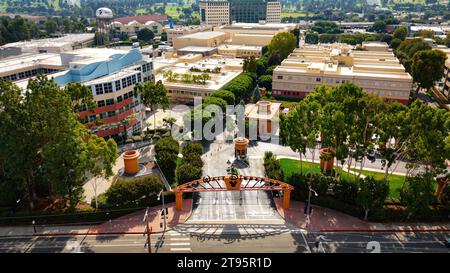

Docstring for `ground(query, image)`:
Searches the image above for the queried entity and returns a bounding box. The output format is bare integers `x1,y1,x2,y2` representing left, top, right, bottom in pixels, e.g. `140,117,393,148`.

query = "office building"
272,43,413,104
199,0,281,26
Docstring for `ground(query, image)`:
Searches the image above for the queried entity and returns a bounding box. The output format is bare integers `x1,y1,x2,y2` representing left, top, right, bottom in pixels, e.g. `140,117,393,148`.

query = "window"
127,76,132,86
99,112,107,119
107,111,116,117
115,80,121,91
128,91,133,98
117,95,123,103
316,78,321,82
97,100,105,107
118,107,124,114
137,73,142,83
95,84,104,95
277,75,283,80
131,75,137,84
122,78,127,88
123,93,129,100
106,99,114,106
104,82,113,93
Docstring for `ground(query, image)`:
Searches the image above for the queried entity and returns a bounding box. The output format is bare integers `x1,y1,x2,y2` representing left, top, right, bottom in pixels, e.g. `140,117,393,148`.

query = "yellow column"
175,192,183,211
282,190,291,209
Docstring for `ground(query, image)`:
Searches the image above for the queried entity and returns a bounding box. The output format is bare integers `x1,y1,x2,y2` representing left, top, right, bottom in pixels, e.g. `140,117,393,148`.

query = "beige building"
153,54,244,102
245,101,281,136
172,31,229,50
217,44,262,58
110,20,163,36
214,22,297,46
440,48,450,100
362,41,390,52
199,1,230,26
272,43,413,104
266,1,281,23
165,25,213,43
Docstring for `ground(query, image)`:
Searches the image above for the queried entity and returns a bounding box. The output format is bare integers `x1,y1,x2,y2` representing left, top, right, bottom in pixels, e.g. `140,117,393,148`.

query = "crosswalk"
153,230,192,253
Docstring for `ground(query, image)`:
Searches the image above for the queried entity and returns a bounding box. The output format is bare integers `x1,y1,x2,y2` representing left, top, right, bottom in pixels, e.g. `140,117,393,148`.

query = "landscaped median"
264,156,450,222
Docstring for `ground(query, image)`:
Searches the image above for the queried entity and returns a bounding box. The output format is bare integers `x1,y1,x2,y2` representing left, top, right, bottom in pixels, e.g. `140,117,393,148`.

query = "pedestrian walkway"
0,199,193,237
275,199,450,232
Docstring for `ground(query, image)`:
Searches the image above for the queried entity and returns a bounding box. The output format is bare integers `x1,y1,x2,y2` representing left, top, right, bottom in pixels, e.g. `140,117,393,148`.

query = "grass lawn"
279,158,357,182
281,12,309,18
279,158,416,199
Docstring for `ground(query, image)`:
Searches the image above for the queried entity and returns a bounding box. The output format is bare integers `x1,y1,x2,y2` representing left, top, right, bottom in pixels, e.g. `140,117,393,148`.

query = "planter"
320,148,335,173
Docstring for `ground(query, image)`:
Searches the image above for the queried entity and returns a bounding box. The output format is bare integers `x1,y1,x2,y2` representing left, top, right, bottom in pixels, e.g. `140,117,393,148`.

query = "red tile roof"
114,15,167,24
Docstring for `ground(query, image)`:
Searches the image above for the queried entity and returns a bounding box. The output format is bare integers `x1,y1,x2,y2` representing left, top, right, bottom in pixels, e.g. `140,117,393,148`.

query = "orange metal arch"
172,176,294,210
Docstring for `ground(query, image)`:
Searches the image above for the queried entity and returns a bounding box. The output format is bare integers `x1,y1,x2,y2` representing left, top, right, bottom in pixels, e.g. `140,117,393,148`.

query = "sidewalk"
0,199,193,237
275,199,450,232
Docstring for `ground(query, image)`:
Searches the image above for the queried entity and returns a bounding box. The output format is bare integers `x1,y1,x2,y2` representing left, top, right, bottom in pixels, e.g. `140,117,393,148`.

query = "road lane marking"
169,242,190,246
170,248,192,251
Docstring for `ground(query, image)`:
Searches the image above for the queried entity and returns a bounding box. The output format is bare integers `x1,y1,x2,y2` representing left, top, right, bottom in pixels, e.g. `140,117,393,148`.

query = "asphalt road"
0,229,448,253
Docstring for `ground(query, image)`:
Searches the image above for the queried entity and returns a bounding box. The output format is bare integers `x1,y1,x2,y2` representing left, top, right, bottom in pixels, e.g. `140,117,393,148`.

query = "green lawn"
279,158,411,199
279,158,357,182
351,168,405,199
281,12,310,18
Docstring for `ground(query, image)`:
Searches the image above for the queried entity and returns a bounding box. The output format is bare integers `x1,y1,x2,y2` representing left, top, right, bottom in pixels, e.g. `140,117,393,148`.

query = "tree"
268,32,297,61
137,28,155,43
410,49,447,94
305,32,319,44
86,135,118,210
257,75,272,91
389,38,402,50
283,104,308,174
371,20,387,33
176,163,202,185
356,177,389,220
403,100,450,176
134,80,169,131
63,82,96,113
393,26,407,41
400,174,436,219
155,136,180,184
243,56,257,73
263,152,284,181
0,76,118,210
203,96,227,111
211,90,235,105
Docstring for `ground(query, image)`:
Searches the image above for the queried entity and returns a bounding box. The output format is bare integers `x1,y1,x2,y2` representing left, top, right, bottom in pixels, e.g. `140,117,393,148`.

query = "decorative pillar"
234,137,249,160
175,192,183,211
123,150,140,175
283,190,291,209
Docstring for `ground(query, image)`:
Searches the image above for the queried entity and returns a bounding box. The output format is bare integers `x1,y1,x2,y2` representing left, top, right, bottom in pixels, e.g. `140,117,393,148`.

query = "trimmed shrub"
105,176,164,207
210,90,235,105
332,178,359,205
263,151,284,181
182,141,203,157
176,163,203,185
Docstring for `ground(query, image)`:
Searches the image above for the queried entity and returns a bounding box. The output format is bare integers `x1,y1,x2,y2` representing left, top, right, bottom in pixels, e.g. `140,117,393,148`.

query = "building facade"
265,1,281,23
199,0,281,25
53,48,152,138
272,43,413,104
199,0,230,26
165,25,213,43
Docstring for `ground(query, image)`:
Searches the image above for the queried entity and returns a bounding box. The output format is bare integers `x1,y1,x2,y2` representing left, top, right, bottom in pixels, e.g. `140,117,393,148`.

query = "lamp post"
157,190,166,231
305,176,318,225
143,207,152,253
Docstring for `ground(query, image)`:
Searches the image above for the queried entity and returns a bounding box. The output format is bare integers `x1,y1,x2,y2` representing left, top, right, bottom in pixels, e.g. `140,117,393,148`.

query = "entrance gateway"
172,175,294,211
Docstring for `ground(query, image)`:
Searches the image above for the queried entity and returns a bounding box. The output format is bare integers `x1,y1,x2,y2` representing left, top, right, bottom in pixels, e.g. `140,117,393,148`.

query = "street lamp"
305,176,318,225
157,190,167,231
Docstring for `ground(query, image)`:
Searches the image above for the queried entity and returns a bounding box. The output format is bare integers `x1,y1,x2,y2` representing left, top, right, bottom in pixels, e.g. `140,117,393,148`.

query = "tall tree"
134,80,169,132
268,32,297,61
410,49,447,95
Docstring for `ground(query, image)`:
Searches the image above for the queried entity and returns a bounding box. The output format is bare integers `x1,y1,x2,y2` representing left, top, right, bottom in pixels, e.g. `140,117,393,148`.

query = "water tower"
95,7,113,44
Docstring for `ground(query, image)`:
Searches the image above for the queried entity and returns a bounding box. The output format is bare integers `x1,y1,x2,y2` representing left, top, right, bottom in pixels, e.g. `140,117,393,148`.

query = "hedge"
105,176,164,207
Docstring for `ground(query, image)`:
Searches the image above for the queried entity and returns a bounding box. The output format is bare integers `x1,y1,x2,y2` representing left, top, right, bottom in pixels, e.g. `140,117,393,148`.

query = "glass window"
115,80,121,91
95,84,104,95
117,95,123,103
106,99,114,106
107,111,116,117
97,100,105,107
99,112,107,119
122,78,127,88
104,82,113,93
